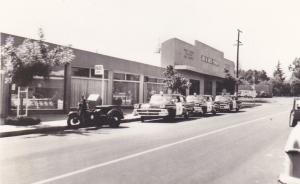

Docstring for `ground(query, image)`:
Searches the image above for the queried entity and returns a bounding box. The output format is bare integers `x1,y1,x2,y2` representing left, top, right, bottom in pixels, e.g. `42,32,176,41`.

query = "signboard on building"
94,65,104,75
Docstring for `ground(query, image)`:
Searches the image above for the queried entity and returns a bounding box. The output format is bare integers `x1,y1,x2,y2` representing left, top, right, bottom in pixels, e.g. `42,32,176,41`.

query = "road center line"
32,110,289,184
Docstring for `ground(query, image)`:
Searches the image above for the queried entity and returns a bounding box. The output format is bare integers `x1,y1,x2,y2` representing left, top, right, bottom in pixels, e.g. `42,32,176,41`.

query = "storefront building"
0,33,234,117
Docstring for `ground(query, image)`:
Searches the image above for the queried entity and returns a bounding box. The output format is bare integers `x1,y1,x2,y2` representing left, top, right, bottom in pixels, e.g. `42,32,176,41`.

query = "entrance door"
189,79,200,95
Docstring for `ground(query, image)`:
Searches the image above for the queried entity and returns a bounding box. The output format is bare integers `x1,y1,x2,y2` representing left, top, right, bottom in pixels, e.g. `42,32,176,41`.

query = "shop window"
72,67,89,77
91,69,109,79
112,81,139,105
144,76,164,83
126,74,140,81
10,78,64,110
113,73,126,80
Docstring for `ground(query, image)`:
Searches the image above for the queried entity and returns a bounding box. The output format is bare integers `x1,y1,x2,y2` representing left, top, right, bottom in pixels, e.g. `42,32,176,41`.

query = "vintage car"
133,93,193,121
214,95,241,112
186,94,217,116
67,94,124,128
289,98,300,127
278,122,300,183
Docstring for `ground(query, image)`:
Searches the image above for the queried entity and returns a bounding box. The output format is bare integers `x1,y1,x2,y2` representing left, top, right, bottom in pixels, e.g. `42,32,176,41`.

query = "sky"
0,0,299,78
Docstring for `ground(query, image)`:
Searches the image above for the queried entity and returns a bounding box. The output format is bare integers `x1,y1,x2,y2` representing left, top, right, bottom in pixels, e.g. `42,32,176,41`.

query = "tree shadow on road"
23,125,129,139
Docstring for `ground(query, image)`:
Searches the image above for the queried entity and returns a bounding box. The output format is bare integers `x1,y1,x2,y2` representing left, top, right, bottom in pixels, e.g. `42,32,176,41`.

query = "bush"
5,117,41,126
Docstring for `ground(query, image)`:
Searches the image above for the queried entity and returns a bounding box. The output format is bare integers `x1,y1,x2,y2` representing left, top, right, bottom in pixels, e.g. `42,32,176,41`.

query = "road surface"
0,97,293,184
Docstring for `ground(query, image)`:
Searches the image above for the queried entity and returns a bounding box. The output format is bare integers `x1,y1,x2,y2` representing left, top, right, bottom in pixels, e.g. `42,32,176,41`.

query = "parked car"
278,121,300,183
67,94,124,128
133,93,193,122
214,95,241,112
186,94,217,116
289,98,300,127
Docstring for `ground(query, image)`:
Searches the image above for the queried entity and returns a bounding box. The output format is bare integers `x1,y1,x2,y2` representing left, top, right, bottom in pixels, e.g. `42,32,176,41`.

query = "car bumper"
278,174,300,184
134,109,169,117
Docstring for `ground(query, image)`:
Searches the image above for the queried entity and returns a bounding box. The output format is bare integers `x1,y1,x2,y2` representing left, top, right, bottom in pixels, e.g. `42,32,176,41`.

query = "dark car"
67,94,124,128
214,95,241,112
133,93,193,121
289,98,300,127
186,95,217,116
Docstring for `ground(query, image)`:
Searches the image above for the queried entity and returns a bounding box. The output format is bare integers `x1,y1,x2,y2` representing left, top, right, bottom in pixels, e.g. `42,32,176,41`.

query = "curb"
0,117,141,138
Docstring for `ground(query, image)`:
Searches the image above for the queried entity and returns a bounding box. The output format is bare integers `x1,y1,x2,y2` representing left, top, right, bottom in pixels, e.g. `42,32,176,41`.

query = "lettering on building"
200,55,218,66
183,48,194,60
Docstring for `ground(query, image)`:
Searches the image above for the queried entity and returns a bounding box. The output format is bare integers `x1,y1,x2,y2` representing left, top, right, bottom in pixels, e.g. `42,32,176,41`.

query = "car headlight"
160,104,166,108
90,114,94,120
134,104,140,109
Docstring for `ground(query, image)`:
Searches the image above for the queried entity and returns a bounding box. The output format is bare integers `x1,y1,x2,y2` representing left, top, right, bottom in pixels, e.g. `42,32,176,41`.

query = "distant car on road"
186,94,217,116
214,95,241,112
133,93,193,122
278,119,300,183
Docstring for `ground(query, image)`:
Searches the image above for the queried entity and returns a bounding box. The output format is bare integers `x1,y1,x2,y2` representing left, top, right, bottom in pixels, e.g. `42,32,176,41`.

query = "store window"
113,73,126,80
10,77,64,110
126,74,139,81
90,69,109,79
144,83,166,102
112,81,139,105
72,67,89,77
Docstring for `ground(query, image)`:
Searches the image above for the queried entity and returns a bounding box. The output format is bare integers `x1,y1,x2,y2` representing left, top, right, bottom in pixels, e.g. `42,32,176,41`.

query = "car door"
175,96,183,115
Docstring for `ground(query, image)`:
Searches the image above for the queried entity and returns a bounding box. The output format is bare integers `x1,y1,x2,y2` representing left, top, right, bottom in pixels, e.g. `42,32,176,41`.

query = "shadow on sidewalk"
22,125,130,139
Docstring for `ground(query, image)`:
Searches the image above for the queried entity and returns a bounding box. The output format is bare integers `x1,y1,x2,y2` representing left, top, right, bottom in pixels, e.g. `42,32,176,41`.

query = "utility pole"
235,29,242,96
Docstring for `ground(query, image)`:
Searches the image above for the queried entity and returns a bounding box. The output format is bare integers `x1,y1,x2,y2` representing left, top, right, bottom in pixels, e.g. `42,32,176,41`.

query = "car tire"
212,110,217,115
141,117,145,122
184,111,190,119
235,108,239,112
67,115,81,128
108,113,121,128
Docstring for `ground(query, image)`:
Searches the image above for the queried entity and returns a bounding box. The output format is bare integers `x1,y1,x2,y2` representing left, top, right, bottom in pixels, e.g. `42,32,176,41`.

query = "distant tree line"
221,58,300,96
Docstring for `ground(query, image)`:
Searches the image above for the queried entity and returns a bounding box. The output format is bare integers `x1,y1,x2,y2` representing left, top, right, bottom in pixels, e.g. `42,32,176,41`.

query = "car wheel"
141,117,145,122
235,108,239,112
108,113,121,128
184,111,190,119
67,115,81,127
212,110,217,115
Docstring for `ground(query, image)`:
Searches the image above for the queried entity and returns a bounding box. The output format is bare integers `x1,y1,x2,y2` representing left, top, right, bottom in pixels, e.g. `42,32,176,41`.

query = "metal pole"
101,73,105,105
236,29,242,95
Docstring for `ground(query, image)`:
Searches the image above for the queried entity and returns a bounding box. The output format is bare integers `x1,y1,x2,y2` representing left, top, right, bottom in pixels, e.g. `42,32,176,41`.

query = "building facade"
0,33,234,117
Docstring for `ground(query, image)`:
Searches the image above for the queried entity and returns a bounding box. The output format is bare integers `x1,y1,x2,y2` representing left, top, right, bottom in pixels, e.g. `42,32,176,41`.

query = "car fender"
107,109,124,119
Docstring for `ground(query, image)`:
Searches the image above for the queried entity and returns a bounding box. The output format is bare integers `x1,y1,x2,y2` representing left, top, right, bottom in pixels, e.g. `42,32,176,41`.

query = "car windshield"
186,96,205,103
215,96,230,102
149,94,172,104
186,96,198,102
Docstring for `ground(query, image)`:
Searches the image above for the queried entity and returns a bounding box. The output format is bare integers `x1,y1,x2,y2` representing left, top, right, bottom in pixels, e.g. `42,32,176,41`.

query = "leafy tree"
1,29,75,116
289,58,300,79
163,65,191,94
218,68,237,94
290,77,300,96
239,69,270,84
1,29,75,86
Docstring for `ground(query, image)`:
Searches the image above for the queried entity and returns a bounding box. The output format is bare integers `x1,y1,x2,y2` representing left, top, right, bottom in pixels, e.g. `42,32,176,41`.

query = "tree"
222,68,237,94
272,61,286,96
1,29,75,116
239,69,270,84
290,77,300,96
273,61,285,82
1,30,75,86
289,57,300,79
163,65,191,94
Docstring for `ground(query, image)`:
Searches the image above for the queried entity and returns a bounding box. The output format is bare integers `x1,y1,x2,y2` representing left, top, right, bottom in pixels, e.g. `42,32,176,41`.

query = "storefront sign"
94,65,104,75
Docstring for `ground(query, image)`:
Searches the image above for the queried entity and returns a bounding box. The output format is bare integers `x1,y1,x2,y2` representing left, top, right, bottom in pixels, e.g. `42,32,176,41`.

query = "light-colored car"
278,119,300,183
186,95,217,116
133,93,193,122
214,95,241,112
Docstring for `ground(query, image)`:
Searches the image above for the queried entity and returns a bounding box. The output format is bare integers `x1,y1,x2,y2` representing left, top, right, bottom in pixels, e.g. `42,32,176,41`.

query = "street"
0,98,293,184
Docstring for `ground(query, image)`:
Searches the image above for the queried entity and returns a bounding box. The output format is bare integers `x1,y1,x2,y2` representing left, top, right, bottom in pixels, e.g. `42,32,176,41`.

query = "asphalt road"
0,98,293,184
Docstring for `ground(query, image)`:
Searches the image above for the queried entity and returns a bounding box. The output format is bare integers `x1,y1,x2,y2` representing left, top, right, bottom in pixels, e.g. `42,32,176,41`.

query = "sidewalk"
0,111,140,138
